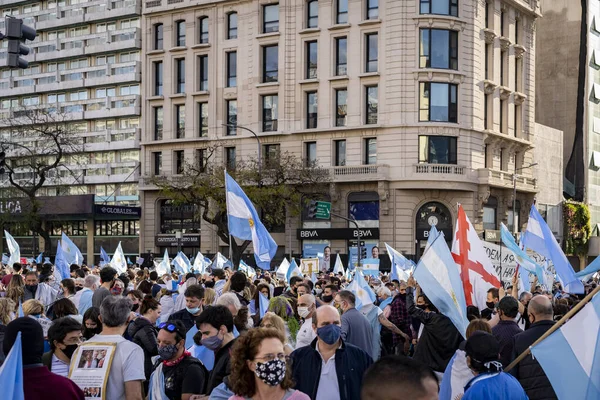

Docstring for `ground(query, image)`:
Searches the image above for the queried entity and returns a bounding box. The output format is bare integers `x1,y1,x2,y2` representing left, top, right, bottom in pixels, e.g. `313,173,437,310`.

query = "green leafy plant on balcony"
563,200,591,267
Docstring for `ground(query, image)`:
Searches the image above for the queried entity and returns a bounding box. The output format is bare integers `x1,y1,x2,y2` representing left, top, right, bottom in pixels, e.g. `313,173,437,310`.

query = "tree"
563,200,592,270
151,144,330,267
0,107,83,253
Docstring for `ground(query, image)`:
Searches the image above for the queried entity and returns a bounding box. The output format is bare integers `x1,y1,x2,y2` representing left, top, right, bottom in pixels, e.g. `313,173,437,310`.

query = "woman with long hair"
127,295,161,391
259,312,294,355
51,298,81,322
0,298,16,326
82,307,102,340
228,328,309,400
6,274,24,307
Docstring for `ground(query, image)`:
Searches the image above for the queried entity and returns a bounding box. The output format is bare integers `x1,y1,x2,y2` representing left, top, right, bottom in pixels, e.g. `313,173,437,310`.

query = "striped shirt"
51,354,70,377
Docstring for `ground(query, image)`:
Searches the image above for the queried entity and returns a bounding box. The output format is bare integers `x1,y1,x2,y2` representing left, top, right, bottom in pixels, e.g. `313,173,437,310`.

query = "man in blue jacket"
290,305,373,400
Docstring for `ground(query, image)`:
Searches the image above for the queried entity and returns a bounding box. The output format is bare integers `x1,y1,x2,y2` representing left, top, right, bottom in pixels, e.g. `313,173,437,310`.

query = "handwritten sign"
481,241,555,285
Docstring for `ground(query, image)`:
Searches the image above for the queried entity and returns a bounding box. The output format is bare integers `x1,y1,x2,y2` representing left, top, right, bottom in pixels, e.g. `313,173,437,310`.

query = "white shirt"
315,342,341,400
295,317,317,349
51,353,70,377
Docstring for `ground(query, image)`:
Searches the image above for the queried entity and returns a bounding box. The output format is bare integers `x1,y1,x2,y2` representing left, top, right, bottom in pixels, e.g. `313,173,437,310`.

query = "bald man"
290,305,373,400
509,295,557,400
295,294,317,349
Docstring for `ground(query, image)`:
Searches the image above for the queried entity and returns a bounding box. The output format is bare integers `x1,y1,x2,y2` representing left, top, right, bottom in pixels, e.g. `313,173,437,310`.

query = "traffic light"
360,247,367,260
307,200,317,218
0,151,6,174
5,17,37,69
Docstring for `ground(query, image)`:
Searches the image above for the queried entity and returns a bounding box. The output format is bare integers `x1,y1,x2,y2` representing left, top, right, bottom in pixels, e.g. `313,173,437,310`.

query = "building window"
419,82,458,122
364,138,376,165
419,29,458,69
196,149,207,172
365,33,378,72
484,144,489,168
335,37,347,76
226,100,237,135
153,152,162,175
305,141,317,166
307,0,318,28
485,1,492,29
306,41,318,79
176,20,186,47
515,57,522,92
500,98,507,134
515,18,520,44
349,192,380,228
263,4,279,33
420,0,458,17
501,50,508,86
307,91,318,129
225,146,236,169
154,106,163,140
175,58,185,93
226,51,237,87
485,43,491,79
262,95,278,132
335,88,348,127
418,136,457,164
154,23,163,49
366,85,378,124
500,9,506,37
334,140,346,166
263,45,278,83
336,0,348,24
175,105,185,138
198,55,208,91
483,196,497,230
227,12,238,39
263,144,280,167
366,0,379,19
199,17,208,44
500,149,506,171
514,104,522,138
199,102,208,137
154,61,163,96
175,150,184,174
484,93,491,130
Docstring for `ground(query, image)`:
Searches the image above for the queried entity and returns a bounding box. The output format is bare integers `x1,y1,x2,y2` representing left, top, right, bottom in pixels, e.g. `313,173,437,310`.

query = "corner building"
140,0,541,264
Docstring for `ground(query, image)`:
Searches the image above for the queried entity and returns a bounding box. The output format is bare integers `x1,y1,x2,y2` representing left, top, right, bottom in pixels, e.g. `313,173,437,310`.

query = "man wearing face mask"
320,284,338,306
335,290,374,359
196,305,237,394
290,305,373,400
92,267,118,308
23,271,58,306
295,294,317,349
149,320,207,399
491,296,523,368
43,317,83,377
482,288,500,320
168,284,205,331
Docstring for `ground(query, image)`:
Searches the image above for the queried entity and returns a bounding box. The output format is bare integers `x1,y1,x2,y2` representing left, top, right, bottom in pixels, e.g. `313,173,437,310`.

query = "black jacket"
205,338,236,395
127,317,159,381
510,320,557,400
290,338,373,400
407,287,462,372
168,308,198,332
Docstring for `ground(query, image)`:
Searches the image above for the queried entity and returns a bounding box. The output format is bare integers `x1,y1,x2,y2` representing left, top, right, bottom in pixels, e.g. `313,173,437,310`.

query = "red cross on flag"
451,204,501,310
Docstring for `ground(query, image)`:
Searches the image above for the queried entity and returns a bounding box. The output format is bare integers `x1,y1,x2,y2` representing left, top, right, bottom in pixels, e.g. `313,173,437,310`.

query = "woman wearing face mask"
228,328,309,400
127,295,161,391
149,320,208,400
42,317,83,377
82,307,103,340
127,289,144,314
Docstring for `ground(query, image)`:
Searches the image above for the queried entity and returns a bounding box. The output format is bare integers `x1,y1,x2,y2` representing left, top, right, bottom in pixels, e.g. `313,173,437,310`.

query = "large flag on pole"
0,331,24,400
211,252,228,270
424,225,440,254
110,242,127,274
54,241,70,280
100,247,110,264
192,252,209,274
225,172,277,269
416,232,469,339
286,259,302,282
451,205,501,310
576,256,600,280
4,231,20,269
173,252,191,275
531,292,600,399
333,256,345,275
276,258,290,280
347,270,376,310
385,242,412,270
155,249,170,276
61,232,83,265
524,205,584,294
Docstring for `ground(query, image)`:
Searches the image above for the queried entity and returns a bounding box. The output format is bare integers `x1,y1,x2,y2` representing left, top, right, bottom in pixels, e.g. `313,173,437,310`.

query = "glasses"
254,353,289,363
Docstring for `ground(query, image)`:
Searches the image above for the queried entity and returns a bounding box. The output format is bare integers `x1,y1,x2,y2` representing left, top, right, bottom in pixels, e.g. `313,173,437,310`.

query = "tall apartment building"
140,0,541,264
536,0,600,250
0,0,142,261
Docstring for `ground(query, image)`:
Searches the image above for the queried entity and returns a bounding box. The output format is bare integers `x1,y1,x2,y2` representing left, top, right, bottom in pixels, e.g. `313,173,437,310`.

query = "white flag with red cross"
451,204,501,310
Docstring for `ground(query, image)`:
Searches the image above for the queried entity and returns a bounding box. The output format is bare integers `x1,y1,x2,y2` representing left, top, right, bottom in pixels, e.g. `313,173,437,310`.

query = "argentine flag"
286,259,302,282
4,231,20,269
500,223,545,282
277,258,290,280
347,270,376,310
385,242,411,270
110,242,127,274
54,241,70,280
524,205,583,294
225,172,277,269
531,291,600,399
0,331,24,400
155,249,170,276
173,252,191,274
61,232,84,265
192,252,209,274
424,225,440,254
414,232,469,339
212,252,229,270
333,256,345,275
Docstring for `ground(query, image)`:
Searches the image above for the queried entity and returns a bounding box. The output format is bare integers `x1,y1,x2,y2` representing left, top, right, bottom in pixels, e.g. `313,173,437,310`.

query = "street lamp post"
512,162,538,234
222,124,261,177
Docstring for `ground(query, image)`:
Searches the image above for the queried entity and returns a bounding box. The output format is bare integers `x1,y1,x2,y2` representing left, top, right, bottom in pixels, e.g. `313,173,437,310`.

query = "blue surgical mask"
201,333,223,351
186,306,200,315
316,324,342,345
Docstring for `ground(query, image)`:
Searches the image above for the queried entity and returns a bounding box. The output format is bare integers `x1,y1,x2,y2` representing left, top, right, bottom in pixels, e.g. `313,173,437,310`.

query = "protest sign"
481,241,554,285
69,342,117,400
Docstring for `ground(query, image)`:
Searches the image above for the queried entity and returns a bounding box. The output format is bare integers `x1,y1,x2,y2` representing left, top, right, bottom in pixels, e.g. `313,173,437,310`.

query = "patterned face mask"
254,359,287,387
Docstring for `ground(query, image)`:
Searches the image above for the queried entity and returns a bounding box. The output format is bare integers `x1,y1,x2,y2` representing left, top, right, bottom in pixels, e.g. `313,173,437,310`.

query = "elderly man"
73,274,100,316
290,305,373,400
295,294,317,349
335,290,373,358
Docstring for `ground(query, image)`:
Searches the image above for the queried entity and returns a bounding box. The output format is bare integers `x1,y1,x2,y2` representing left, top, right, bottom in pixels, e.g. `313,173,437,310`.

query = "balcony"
414,164,466,175
84,94,141,119
478,168,537,192
83,128,140,152
329,164,389,182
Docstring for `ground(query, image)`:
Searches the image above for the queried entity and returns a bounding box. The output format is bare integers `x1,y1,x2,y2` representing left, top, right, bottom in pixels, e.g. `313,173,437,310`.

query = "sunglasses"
159,322,179,334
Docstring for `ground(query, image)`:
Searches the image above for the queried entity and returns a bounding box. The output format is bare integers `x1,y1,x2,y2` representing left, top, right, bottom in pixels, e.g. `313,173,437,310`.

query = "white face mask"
297,306,310,319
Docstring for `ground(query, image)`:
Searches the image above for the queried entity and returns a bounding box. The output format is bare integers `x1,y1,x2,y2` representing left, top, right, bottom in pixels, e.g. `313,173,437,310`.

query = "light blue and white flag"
225,172,277,269
311,271,318,282
333,256,345,275
390,263,410,283
54,241,70,281
2,254,9,265
500,223,545,282
18,301,24,318
155,249,170,276
35,252,43,264
173,252,191,275
385,242,411,270
414,232,469,339
4,231,20,269
286,259,302,282
188,344,215,371
110,242,127,274
127,257,133,265
524,205,583,294
531,291,600,399
576,256,600,280
258,292,269,318
361,258,380,277
239,259,257,278
0,331,24,400
424,225,440,255
276,258,290,280
212,252,228,270
347,270,376,310
61,232,83,266
192,252,209,274
100,247,110,264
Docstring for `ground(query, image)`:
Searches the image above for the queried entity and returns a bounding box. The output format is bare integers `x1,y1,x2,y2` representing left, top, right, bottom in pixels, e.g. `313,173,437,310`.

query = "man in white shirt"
77,296,144,400
43,317,83,377
295,294,317,349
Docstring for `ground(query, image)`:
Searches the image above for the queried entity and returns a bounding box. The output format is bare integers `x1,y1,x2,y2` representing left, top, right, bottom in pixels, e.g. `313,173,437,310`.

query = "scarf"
163,351,191,367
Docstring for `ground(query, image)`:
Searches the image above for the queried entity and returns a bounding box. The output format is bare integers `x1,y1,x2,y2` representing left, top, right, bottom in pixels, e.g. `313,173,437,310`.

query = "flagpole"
505,283,600,372
224,169,233,264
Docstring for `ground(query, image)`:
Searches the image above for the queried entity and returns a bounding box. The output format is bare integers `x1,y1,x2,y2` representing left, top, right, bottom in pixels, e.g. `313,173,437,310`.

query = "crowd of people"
0,259,596,400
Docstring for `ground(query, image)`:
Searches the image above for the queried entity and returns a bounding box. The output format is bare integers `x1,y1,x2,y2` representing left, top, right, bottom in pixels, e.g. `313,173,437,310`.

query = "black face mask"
322,295,333,303
131,303,139,312
204,281,215,288
62,344,78,359
25,284,38,293
486,301,496,310
417,304,428,311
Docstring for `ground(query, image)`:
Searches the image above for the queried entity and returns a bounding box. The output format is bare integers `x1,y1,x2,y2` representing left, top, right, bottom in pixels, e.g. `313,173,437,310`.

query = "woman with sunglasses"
227,328,309,400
